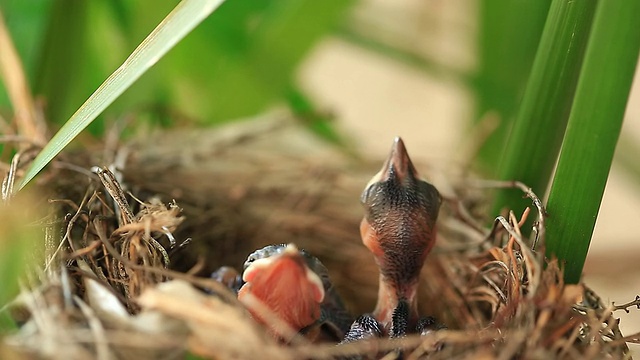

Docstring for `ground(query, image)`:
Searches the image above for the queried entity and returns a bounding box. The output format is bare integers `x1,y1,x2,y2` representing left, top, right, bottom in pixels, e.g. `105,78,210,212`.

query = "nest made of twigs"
2,112,636,359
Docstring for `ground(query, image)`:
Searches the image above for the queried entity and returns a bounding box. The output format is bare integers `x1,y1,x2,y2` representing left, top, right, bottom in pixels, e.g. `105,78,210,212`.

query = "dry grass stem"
0,10,46,147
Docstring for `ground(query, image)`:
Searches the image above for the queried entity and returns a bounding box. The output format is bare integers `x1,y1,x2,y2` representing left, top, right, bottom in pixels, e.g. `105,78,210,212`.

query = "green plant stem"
285,86,344,146
545,0,640,283
336,28,470,85
474,0,551,174
34,0,89,125
491,0,597,223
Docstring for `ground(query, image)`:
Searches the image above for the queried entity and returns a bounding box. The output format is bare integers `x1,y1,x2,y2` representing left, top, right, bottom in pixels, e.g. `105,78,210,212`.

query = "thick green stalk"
491,0,597,221
546,0,640,283
475,0,551,174
34,0,89,125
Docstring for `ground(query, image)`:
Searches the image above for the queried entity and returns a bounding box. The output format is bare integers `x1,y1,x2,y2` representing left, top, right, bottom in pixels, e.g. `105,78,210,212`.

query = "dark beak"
374,137,419,184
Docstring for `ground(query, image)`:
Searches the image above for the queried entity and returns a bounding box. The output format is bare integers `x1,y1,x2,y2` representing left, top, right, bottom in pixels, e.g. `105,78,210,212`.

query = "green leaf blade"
491,0,598,221
545,0,640,283
474,0,551,173
18,0,226,190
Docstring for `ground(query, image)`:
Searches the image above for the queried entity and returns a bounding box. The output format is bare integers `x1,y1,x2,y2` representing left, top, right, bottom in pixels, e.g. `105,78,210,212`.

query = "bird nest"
2,113,636,359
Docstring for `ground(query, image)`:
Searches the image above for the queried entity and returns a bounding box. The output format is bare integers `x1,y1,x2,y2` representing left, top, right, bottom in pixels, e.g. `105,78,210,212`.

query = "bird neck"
373,274,419,333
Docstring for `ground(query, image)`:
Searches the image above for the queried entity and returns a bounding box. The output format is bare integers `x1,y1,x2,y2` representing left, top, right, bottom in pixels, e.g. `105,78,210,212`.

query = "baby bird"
359,137,441,333
237,243,352,342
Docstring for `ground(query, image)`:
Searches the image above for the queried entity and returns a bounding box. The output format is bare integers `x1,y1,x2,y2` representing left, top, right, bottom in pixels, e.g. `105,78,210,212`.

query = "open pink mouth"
238,244,325,332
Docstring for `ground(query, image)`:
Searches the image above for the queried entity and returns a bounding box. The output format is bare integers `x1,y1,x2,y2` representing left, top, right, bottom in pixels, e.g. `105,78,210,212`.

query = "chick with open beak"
238,244,352,342
360,137,441,333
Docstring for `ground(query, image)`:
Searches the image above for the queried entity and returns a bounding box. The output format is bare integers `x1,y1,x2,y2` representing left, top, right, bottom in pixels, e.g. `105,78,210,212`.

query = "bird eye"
243,255,256,270
360,185,372,204
362,182,381,205
360,190,366,204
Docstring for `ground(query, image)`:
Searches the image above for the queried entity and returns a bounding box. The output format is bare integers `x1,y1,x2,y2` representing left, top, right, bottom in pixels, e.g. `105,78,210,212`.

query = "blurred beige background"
299,0,640,352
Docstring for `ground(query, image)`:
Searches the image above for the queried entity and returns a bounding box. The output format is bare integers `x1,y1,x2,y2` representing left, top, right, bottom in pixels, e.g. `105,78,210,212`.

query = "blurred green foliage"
1,0,354,132
474,0,551,175
0,195,43,331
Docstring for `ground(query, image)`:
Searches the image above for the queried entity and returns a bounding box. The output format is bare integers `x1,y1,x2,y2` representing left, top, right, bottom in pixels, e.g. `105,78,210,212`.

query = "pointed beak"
383,137,419,183
365,137,419,191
